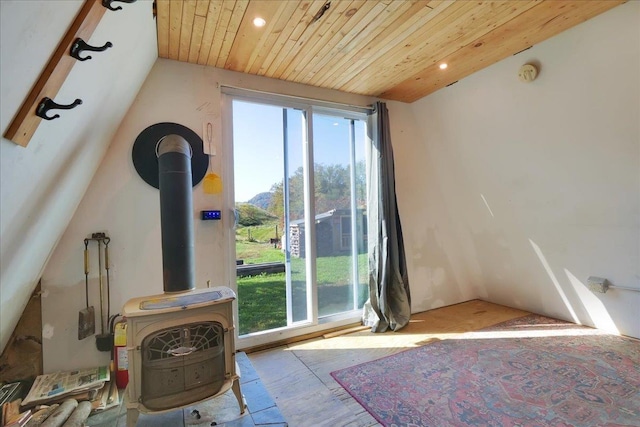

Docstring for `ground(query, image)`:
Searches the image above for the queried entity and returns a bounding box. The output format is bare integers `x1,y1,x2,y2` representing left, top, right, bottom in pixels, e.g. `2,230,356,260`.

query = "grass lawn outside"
236,221,280,244
236,239,368,335
236,241,283,264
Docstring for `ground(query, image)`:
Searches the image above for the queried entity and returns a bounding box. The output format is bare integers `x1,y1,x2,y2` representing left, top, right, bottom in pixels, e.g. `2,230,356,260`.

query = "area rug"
330,314,640,427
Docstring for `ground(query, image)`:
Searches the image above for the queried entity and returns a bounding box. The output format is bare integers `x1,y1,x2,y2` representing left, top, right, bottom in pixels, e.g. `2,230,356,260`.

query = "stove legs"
232,378,246,414
126,407,139,427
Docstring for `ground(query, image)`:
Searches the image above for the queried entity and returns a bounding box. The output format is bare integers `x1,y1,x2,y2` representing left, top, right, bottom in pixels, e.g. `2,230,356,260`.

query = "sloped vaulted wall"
0,0,157,353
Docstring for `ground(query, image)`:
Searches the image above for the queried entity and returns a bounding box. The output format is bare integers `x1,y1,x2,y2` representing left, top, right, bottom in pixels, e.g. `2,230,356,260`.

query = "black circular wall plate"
132,122,208,189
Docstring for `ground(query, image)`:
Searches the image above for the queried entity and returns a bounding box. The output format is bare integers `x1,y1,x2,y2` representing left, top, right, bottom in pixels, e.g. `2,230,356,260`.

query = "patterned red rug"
331,314,640,427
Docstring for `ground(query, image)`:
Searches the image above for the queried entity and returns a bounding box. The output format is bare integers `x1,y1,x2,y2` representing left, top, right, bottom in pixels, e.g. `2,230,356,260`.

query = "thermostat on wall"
201,210,221,220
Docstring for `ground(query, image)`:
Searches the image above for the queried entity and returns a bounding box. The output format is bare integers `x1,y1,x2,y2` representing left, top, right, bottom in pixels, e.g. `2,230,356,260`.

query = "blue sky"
232,100,366,202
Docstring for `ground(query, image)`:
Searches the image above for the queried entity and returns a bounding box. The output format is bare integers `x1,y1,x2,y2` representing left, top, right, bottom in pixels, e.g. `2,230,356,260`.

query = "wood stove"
124,134,243,426
123,287,242,426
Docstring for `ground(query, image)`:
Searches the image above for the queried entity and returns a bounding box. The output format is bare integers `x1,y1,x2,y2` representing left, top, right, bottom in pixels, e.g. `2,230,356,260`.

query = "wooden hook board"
3,0,106,147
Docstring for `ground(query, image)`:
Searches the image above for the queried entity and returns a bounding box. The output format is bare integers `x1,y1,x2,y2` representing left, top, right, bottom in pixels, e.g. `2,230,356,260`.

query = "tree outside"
235,161,368,335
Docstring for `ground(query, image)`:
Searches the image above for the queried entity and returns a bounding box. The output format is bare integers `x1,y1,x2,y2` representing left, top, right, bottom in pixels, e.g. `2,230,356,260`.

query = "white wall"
0,0,156,352
386,101,481,314
392,1,639,338
41,59,374,372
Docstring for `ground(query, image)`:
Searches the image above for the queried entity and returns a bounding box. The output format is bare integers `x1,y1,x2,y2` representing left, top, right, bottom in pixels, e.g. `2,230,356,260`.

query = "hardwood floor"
247,300,530,427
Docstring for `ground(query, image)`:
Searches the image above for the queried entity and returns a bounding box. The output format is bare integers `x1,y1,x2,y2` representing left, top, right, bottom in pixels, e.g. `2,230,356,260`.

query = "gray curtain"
362,101,411,333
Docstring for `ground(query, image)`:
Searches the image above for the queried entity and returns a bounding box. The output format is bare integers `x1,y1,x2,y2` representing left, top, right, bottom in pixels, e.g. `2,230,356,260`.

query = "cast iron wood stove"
124,134,243,426
123,287,242,426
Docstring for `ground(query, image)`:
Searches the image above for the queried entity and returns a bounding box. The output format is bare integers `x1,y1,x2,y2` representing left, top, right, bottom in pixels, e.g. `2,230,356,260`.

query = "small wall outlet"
587,276,609,293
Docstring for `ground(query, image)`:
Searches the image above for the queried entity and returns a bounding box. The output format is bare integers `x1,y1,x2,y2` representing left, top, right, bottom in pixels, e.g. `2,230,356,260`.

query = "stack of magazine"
20,366,117,411
0,382,25,407
1,381,29,427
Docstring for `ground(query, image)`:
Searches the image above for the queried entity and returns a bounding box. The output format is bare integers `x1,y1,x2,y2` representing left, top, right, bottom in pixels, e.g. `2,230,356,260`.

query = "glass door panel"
282,108,309,324
312,114,368,317
230,96,368,341
232,100,311,335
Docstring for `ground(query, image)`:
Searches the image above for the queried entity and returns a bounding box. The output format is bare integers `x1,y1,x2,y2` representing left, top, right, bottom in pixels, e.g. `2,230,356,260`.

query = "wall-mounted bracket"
36,97,83,121
3,0,107,147
102,0,136,11
70,38,113,61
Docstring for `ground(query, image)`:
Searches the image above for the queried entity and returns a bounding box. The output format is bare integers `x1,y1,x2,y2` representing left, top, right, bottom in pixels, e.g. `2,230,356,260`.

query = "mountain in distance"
247,192,272,210
235,202,277,227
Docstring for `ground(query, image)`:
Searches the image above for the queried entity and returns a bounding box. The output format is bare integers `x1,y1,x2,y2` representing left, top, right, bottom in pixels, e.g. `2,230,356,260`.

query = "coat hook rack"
70,38,113,61
102,0,136,11
36,97,83,121
4,0,106,147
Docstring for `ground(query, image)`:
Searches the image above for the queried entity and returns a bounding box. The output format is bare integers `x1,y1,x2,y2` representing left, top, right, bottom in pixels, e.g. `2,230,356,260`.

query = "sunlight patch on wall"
529,239,579,323
564,269,619,334
480,194,495,218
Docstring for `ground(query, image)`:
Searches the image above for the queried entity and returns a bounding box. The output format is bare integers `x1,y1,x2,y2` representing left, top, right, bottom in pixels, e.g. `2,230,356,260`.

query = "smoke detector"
518,64,538,82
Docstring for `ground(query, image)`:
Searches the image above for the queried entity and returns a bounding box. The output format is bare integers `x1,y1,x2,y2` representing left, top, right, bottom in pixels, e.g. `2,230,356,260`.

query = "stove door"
141,321,226,410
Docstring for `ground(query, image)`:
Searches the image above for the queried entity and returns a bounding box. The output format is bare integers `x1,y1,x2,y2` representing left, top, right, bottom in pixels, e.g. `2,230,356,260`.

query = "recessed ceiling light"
253,17,266,27
439,63,448,70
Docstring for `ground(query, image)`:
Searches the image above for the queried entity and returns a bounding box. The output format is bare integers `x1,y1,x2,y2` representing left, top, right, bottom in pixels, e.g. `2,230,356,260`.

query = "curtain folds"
362,101,411,333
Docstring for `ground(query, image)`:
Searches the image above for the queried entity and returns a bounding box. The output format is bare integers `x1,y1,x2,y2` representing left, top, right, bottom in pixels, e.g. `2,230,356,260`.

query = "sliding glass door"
312,113,368,318
226,91,368,346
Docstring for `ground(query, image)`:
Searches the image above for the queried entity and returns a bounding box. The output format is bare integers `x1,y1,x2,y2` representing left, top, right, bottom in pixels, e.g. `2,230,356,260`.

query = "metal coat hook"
36,97,82,121
102,0,136,11
70,38,113,61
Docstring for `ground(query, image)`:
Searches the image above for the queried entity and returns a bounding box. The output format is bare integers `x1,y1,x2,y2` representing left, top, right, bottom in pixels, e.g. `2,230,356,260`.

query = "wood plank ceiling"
155,0,624,103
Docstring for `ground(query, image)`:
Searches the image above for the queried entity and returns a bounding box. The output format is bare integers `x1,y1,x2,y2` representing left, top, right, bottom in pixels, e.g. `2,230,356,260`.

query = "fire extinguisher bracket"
96,333,112,352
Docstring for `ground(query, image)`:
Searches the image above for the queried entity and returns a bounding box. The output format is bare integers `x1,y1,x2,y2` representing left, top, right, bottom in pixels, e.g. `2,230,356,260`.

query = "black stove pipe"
157,135,195,293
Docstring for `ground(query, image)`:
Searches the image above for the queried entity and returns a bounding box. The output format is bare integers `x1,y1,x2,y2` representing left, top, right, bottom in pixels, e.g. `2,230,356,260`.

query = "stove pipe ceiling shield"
156,135,195,293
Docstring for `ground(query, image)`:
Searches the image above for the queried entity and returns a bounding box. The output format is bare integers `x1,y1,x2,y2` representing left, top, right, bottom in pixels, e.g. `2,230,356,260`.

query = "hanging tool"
91,232,112,351
78,239,95,340
98,236,104,334
104,237,111,324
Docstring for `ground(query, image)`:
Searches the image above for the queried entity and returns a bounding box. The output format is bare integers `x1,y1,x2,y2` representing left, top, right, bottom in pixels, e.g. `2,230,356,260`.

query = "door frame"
221,87,369,350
